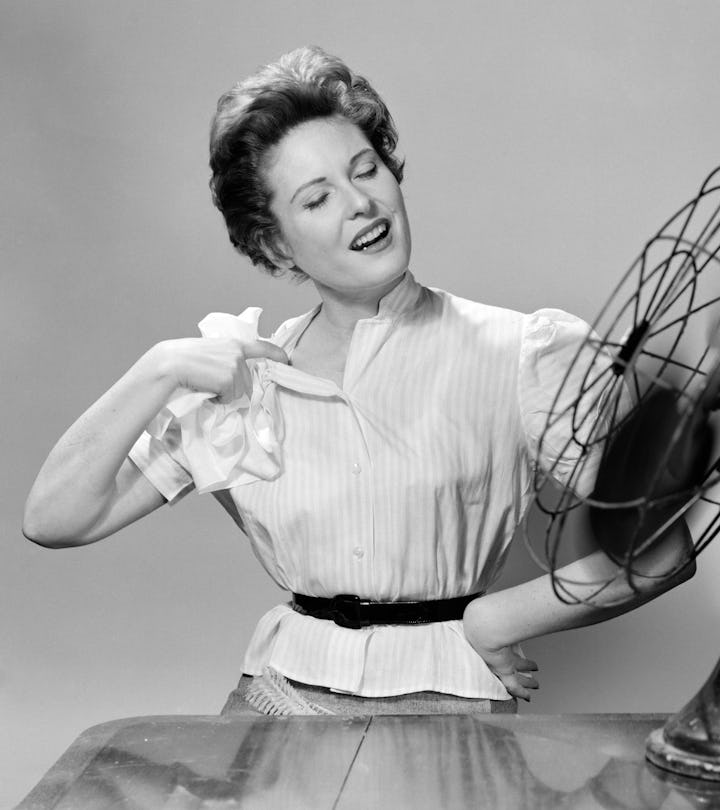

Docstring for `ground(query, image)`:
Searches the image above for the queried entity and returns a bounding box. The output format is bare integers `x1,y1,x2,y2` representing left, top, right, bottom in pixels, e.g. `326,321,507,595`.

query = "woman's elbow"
22,502,82,549
665,519,697,585
647,553,696,600
673,553,697,586
639,522,697,594
22,516,67,549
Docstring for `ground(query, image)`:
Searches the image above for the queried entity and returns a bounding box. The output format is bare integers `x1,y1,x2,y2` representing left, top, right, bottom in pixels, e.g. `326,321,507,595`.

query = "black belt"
291,592,481,629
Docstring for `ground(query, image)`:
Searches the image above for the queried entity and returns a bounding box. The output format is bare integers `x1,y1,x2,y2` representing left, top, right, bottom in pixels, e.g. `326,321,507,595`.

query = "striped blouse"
129,271,598,699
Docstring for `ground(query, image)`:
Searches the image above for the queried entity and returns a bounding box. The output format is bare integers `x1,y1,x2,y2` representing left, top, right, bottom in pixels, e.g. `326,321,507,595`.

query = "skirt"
220,668,517,717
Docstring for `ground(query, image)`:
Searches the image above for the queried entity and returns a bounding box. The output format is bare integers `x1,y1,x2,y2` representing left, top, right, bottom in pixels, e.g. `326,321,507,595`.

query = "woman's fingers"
216,360,252,404
242,338,289,364
473,645,541,702
517,672,539,690
515,657,538,674
500,675,533,702
512,656,539,695
499,668,539,701
164,336,290,404
215,340,289,404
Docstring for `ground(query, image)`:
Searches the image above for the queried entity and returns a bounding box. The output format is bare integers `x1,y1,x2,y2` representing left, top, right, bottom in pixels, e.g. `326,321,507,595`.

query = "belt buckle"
330,594,364,629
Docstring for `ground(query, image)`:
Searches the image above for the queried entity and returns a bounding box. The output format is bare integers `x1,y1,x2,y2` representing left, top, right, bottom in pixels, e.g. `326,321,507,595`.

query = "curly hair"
209,46,405,277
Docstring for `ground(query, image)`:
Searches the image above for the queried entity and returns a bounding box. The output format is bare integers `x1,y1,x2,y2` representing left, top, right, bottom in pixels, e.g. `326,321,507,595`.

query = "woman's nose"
345,183,374,218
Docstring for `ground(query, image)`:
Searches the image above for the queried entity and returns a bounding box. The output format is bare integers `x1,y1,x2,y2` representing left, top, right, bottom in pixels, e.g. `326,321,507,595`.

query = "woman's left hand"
469,643,539,702
463,597,539,701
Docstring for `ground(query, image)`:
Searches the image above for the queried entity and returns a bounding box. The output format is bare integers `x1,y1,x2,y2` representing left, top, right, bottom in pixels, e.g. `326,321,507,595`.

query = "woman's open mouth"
350,219,391,252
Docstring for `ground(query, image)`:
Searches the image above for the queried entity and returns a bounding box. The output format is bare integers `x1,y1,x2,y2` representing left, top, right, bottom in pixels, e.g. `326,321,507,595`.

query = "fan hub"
613,319,651,376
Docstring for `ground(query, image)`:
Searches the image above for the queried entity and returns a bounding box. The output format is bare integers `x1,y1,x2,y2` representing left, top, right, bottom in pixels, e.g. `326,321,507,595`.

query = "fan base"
646,728,720,781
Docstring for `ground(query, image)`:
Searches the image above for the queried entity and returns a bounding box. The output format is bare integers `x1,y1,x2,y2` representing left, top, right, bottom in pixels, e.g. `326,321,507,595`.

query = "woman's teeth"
351,222,389,250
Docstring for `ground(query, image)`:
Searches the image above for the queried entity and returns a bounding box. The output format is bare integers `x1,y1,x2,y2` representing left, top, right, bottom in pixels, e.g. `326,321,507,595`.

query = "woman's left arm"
463,520,696,700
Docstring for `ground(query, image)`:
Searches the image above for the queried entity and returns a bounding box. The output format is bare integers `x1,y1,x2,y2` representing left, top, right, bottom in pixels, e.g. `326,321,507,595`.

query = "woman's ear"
259,230,295,272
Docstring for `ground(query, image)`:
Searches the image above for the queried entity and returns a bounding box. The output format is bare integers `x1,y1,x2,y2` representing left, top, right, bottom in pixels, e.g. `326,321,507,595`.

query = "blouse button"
353,546,365,559
351,462,362,475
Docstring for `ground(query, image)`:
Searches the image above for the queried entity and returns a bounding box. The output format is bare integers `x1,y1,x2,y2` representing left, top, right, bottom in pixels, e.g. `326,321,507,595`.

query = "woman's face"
263,116,411,299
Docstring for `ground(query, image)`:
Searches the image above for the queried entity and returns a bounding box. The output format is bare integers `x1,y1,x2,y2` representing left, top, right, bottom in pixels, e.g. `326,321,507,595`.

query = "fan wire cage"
525,166,720,608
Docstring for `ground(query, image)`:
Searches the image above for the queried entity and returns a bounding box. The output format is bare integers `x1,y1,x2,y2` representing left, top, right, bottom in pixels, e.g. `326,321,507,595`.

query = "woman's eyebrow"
291,177,325,204
290,148,376,203
349,147,375,165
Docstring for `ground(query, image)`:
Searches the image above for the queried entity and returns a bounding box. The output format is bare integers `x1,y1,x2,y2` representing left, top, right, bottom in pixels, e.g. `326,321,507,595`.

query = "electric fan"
528,166,720,782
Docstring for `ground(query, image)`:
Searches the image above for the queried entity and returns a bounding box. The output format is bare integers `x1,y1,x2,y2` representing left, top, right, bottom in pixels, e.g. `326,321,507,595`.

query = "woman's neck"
290,272,406,384
312,272,406,336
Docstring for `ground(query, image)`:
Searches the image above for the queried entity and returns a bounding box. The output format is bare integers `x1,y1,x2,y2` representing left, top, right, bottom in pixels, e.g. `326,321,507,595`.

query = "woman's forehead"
265,117,372,194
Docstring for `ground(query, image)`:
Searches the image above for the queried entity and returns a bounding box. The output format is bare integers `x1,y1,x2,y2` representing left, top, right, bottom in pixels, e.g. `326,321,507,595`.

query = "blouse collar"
375,269,424,318
264,270,424,396
274,270,424,355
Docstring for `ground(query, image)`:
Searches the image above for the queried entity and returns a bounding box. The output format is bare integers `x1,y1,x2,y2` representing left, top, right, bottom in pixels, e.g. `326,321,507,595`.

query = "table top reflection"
17,713,720,809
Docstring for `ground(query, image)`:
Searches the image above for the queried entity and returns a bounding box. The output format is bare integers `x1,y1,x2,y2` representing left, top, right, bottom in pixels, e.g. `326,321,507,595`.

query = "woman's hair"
209,46,404,277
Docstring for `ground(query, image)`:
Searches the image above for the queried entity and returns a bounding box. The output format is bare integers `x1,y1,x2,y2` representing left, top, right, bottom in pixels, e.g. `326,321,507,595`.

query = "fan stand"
646,655,720,780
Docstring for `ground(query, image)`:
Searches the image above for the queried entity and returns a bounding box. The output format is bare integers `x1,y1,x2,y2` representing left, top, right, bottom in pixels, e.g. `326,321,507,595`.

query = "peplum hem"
241,603,512,700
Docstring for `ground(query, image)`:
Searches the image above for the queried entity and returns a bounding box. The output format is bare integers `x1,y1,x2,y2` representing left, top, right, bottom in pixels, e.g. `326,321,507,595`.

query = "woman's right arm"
23,337,288,548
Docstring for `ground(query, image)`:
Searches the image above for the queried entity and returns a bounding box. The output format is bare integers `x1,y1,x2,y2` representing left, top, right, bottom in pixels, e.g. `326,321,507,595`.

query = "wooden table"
16,714,720,809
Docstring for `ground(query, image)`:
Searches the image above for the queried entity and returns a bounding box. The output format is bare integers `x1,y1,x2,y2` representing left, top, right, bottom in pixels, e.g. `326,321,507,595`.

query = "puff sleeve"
518,308,618,496
128,307,284,500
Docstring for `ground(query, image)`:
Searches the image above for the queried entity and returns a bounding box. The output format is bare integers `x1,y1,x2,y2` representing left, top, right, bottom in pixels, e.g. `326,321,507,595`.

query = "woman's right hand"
155,337,289,404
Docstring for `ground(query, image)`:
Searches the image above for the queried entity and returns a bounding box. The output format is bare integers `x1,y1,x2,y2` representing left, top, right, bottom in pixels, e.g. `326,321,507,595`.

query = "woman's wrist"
463,594,511,652
139,341,180,386
129,341,188,403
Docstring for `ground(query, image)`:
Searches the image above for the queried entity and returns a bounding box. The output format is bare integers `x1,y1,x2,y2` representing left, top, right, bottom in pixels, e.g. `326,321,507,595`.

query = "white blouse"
129,271,602,699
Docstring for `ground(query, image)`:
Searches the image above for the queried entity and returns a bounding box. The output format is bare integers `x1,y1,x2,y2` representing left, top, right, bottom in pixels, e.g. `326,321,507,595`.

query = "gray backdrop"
4,1,720,805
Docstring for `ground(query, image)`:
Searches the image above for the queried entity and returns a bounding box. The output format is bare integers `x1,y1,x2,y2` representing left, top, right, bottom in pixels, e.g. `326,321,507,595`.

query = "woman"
23,46,694,715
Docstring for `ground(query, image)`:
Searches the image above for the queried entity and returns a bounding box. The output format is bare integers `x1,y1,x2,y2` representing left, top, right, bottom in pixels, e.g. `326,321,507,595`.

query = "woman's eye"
356,163,378,180
303,193,329,211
